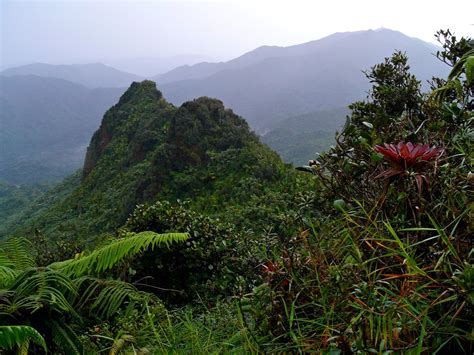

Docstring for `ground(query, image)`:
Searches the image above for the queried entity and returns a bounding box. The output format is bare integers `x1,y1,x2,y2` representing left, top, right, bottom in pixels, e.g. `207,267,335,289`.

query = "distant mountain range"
0,75,123,183
156,29,447,131
0,29,450,184
105,54,215,77
1,63,142,88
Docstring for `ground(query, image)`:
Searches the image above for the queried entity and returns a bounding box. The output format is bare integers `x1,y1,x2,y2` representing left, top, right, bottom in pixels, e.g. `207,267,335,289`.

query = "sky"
1,0,473,70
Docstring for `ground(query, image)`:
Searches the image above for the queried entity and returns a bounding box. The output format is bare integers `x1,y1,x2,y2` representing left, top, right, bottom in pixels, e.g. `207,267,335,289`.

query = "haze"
1,0,473,74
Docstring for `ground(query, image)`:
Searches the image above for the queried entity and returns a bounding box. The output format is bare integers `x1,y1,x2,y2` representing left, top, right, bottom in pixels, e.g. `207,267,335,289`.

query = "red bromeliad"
374,142,443,193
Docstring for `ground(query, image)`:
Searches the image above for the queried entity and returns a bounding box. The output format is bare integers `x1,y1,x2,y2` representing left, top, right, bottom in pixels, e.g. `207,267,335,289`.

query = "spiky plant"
374,142,443,193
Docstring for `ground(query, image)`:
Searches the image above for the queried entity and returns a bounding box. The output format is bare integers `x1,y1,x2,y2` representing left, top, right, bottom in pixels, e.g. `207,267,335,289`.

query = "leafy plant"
0,326,47,354
374,142,443,193
0,231,188,354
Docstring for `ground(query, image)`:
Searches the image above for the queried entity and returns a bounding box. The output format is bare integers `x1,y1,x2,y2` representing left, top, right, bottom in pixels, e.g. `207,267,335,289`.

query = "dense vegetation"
0,30,472,354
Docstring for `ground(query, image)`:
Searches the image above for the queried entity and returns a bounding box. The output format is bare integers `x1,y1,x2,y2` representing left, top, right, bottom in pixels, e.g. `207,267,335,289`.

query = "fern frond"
0,325,47,353
7,269,78,316
51,232,189,278
0,237,36,271
51,320,82,355
0,265,19,288
74,277,159,319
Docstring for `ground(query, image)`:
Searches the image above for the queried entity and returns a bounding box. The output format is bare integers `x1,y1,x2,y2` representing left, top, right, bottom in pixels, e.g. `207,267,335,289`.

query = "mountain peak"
117,80,162,105
82,80,165,177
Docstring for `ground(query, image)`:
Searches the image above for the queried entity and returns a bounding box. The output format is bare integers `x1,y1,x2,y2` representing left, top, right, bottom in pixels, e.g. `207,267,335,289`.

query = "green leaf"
370,152,384,163
362,121,373,129
50,231,189,278
465,55,474,86
0,325,47,352
333,199,346,212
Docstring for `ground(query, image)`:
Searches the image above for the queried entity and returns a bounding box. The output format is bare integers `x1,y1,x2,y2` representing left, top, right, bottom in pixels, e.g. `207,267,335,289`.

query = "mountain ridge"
1,62,143,88
156,28,448,131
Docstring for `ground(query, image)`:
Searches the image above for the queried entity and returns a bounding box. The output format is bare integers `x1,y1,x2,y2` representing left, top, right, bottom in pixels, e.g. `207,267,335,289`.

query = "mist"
2,0,472,74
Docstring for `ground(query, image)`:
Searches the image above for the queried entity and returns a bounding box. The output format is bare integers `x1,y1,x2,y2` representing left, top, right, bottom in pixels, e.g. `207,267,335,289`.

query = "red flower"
374,142,443,193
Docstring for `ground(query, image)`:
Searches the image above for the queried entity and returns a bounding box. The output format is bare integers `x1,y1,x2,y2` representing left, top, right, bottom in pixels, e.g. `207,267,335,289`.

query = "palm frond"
0,325,47,353
51,231,189,278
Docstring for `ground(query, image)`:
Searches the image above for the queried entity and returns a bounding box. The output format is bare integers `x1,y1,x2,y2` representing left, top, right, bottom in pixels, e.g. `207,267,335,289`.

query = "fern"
51,320,82,355
0,265,18,288
6,269,78,316
0,325,47,353
74,277,159,319
0,237,36,271
0,232,188,353
51,231,189,278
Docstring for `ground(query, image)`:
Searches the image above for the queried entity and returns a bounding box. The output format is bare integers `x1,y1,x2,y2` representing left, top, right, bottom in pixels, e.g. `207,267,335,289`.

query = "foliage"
0,232,187,354
244,30,473,353
2,82,311,249
124,200,263,303
0,325,47,354
242,212,473,353
374,142,444,193
50,231,188,277
1,29,471,355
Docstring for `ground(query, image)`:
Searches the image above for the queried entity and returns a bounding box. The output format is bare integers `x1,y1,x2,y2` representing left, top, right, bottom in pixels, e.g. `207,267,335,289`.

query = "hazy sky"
1,0,473,69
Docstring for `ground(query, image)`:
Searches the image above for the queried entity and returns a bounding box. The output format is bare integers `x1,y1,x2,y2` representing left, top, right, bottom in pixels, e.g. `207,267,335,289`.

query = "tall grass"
239,205,473,353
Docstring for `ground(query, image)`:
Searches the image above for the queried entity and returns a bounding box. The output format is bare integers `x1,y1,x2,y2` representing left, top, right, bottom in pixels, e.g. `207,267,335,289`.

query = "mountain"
155,29,448,131
2,81,306,240
0,75,124,183
262,107,349,165
1,29,450,185
1,63,143,88
106,54,214,77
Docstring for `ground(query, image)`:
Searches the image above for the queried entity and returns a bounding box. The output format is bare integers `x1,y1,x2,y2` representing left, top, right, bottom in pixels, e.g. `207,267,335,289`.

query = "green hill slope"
2,81,309,242
261,107,349,164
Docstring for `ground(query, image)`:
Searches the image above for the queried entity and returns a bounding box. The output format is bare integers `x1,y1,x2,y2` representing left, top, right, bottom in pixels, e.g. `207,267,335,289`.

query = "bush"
124,200,265,303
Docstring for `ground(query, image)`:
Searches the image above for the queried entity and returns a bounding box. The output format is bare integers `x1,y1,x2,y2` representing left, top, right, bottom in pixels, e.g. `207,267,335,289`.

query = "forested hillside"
0,31,472,354
2,80,311,244
262,107,349,164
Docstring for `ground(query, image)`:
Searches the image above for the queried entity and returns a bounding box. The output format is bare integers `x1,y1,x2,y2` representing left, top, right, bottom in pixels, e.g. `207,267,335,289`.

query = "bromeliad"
374,142,443,193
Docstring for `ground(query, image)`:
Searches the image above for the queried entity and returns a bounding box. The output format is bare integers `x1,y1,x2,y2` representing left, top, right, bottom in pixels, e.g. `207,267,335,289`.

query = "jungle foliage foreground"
0,30,473,354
